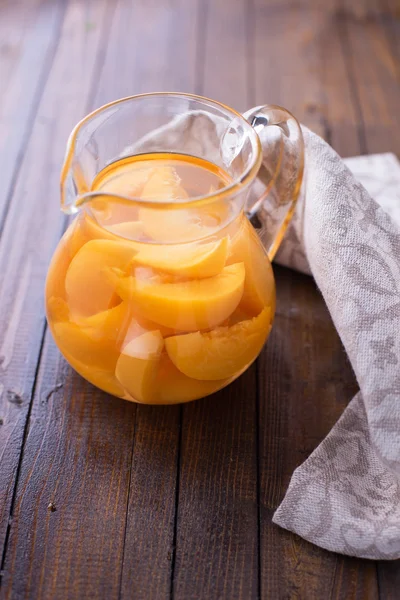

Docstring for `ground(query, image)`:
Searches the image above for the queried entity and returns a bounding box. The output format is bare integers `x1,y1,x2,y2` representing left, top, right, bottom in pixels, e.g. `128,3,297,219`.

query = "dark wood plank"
381,0,400,64
172,1,259,598
1,340,136,600
252,0,362,156
377,560,400,600
173,371,259,599
0,0,66,229
2,0,201,597
0,1,397,599
0,0,115,587
0,0,41,98
112,1,200,598
201,0,249,111
94,0,199,105
119,406,180,600
258,267,378,599
337,0,400,155
253,0,381,597
339,1,400,594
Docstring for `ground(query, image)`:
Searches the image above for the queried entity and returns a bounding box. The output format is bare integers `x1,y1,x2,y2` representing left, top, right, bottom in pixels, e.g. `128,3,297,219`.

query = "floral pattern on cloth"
273,129,400,559
127,115,400,559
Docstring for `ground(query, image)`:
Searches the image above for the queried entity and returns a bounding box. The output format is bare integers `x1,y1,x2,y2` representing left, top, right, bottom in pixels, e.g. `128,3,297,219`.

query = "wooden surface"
0,0,399,598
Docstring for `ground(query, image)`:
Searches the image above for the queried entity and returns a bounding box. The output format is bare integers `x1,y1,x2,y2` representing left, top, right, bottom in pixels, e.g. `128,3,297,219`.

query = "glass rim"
62,92,263,211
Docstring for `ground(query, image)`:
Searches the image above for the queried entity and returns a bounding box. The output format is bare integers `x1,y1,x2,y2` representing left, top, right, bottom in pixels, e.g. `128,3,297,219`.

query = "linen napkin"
127,114,400,559
272,133,400,560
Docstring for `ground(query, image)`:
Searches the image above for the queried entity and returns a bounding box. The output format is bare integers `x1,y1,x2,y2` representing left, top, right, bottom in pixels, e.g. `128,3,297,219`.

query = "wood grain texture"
252,0,383,597
201,0,250,111
173,371,259,600
171,2,259,597
94,0,200,105
114,2,200,597
0,0,113,575
252,0,362,156
258,267,378,599
0,0,41,99
1,0,201,598
339,1,400,593
377,560,400,600
1,340,136,600
0,0,66,229
119,406,180,600
0,0,399,598
337,0,400,155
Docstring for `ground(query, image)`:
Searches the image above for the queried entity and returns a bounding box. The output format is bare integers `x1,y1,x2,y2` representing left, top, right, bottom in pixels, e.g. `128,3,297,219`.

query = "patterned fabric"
273,129,400,559
129,116,400,559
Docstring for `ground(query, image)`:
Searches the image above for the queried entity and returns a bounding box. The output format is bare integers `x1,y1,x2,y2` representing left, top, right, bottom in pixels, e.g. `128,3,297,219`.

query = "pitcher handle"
243,105,304,261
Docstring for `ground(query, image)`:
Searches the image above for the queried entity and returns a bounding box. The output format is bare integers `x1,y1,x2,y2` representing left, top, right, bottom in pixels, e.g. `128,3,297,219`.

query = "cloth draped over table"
128,114,400,560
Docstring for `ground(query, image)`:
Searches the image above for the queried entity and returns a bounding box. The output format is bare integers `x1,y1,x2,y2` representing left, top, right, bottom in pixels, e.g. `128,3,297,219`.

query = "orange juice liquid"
46,153,275,403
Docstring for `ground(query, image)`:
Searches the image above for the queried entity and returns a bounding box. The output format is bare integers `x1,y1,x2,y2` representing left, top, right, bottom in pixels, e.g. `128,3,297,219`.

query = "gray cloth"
273,133,400,560
129,116,400,559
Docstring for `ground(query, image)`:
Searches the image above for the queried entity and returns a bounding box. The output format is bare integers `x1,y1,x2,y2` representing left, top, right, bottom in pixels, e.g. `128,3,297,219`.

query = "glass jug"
45,93,304,404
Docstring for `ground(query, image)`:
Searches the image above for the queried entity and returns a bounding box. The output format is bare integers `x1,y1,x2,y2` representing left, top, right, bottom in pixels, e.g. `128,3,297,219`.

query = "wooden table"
0,0,399,598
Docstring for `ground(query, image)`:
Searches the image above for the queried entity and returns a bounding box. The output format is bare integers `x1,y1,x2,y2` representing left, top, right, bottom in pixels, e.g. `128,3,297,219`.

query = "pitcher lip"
61,92,263,212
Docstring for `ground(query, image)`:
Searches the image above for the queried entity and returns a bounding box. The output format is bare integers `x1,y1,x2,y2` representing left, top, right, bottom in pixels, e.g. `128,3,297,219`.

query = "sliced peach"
70,215,147,251
89,163,154,225
97,164,154,197
53,323,118,372
139,202,231,244
52,302,132,371
72,301,132,341
131,237,229,278
165,306,272,380
47,296,70,322
65,239,138,317
114,262,245,331
105,220,146,240
45,238,72,299
117,311,176,343
62,349,126,398
115,330,164,403
155,355,232,404
140,166,187,201
69,213,144,259
139,208,204,243
68,213,118,258
227,219,275,315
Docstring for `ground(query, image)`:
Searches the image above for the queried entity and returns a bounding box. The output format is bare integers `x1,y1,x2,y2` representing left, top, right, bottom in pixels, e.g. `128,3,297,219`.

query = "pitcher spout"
60,121,90,215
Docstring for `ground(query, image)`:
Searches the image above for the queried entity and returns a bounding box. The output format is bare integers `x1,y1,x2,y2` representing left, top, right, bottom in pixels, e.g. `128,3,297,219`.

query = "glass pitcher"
45,93,304,404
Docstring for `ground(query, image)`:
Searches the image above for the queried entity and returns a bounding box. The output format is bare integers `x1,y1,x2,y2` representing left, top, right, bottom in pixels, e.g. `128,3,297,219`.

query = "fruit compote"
46,153,275,403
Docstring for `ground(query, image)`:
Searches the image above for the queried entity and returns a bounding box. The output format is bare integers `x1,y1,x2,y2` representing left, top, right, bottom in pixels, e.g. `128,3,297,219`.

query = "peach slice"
52,302,132,371
45,237,73,299
47,296,70,322
130,237,229,278
120,310,177,341
165,306,272,380
155,355,232,404
115,330,164,403
114,262,245,331
140,166,187,201
89,163,154,225
139,202,231,244
105,220,146,240
68,213,118,259
97,164,154,197
65,239,138,317
227,219,275,316
62,349,126,398
54,322,118,372
71,300,131,337
138,208,207,243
